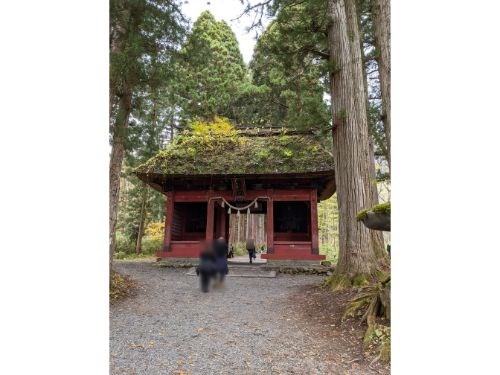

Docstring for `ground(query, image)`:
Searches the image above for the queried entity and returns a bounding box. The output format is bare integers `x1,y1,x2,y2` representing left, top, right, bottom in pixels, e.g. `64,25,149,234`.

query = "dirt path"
110,262,389,374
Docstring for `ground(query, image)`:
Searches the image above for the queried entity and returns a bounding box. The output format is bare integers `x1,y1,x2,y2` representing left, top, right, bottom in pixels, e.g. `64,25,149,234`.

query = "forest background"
110,1,391,263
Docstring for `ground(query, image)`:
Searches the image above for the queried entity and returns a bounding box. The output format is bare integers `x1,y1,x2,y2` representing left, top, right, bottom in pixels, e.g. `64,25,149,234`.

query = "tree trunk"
368,139,388,261
135,188,148,254
357,2,388,264
373,0,391,170
327,0,377,279
109,91,132,271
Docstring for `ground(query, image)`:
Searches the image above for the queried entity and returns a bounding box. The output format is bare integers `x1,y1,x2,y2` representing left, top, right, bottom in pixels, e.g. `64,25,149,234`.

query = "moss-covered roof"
135,130,334,177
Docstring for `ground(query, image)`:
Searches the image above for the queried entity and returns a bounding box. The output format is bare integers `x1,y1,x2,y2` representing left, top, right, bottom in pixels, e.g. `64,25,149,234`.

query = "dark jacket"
214,240,229,275
214,240,228,259
246,238,255,252
197,249,217,275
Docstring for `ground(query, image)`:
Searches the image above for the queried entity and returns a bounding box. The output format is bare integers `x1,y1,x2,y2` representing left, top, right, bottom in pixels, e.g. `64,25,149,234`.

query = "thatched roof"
135,130,334,177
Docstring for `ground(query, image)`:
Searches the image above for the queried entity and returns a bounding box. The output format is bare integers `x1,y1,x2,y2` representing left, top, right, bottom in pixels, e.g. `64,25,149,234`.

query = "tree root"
322,272,371,291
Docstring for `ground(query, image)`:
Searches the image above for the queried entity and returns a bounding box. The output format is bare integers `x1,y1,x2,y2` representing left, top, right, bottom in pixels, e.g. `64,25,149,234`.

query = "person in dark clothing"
196,244,217,292
246,238,256,264
214,237,229,283
227,244,234,259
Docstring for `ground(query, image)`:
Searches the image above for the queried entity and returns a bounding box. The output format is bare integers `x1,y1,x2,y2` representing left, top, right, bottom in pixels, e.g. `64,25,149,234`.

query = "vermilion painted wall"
156,188,324,261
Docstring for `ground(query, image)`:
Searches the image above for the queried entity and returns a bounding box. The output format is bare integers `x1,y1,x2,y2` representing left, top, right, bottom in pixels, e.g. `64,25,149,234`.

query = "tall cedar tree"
240,0,385,282
357,0,388,261
118,92,171,254
327,0,378,278
175,11,249,125
247,16,330,130
109,0,185,269
357,0,388,166
372,0,391,170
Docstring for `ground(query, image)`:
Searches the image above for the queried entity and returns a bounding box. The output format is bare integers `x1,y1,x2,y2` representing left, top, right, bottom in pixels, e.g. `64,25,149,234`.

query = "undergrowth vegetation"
114,221,164,260
319,243,338,264
342,273,391,362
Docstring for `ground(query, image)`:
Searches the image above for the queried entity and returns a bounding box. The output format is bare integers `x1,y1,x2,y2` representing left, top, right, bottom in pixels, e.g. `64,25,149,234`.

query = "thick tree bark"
373,0,391,170
327,0,377,277
368,139,388,260
109,91,132,270
135,188,148,254
357,2,388,263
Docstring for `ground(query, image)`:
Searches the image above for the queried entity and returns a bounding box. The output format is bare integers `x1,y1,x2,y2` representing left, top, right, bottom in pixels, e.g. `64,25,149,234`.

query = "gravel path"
110,261,388,375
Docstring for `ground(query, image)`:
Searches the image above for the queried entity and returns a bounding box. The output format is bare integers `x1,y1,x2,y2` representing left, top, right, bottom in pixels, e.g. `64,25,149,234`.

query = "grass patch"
114,253,156,261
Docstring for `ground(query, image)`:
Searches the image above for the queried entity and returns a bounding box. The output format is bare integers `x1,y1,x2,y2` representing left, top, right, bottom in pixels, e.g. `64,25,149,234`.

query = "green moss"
356,201,391,221
379,337,391,362
135,124,334,176
375,269,391,283
352,273,370,287
356,209,369,221
372,201,390,215
323,273,352,291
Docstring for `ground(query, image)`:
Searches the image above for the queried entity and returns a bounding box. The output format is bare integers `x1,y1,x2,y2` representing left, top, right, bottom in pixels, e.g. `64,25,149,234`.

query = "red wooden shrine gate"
158,188,325,261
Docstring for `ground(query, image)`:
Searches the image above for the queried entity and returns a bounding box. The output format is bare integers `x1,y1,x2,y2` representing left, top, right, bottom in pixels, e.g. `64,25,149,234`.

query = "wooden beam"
163,192,174,251
266,190,274,253
172,189,312,202
272,190,311,201
218,207,227,239
206,192,215,242
310,189,319,255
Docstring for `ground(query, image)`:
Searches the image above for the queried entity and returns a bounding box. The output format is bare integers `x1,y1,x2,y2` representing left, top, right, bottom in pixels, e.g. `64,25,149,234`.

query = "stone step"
186,267,276,278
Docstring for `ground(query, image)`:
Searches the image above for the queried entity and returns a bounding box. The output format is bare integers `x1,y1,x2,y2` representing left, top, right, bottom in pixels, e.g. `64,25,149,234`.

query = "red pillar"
310,189,319,255
163,191,174,252
266,190,274,253
206,197,215,242
217,206,226,239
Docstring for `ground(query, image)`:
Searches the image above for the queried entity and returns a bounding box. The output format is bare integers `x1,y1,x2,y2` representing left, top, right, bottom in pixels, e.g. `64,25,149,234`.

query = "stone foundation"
156,258,198,268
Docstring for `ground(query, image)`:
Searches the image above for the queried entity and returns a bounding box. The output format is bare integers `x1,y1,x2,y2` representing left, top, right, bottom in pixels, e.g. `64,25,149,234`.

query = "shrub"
232,242,248,256
114,227,163,258
230,242,266,257
320,243,338,264
144,222,164,241
141,236,163,255
114,251,127,260
115,232,135,254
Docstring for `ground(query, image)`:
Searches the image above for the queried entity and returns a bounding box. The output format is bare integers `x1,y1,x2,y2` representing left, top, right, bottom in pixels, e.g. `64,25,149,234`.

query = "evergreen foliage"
110,0,187,257
245,2,331,130
174,11,249,125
